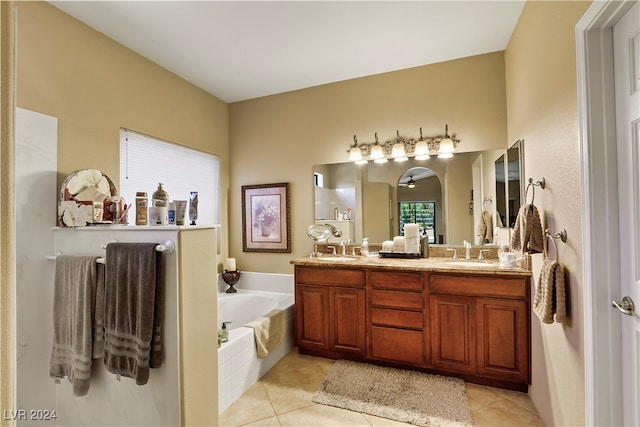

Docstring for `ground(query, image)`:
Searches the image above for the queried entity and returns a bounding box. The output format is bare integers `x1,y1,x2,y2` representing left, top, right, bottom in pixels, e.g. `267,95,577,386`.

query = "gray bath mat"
312,359,473,427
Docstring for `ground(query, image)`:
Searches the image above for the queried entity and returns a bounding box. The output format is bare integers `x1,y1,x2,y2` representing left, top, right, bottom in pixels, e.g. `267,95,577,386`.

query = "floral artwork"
242,183,290,253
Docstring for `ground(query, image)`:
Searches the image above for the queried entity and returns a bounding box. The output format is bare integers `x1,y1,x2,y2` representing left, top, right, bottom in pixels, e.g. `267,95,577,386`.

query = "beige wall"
1,2,15,425
229,52,508,272
15,1,230,260
505,1,591,425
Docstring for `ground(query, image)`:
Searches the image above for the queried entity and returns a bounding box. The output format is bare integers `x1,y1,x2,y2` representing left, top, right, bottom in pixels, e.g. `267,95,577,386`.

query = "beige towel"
477,210,494,243
534,257,566,324
50,255,100,396
245,309,286,358
511,204,544,254
103,243,164,385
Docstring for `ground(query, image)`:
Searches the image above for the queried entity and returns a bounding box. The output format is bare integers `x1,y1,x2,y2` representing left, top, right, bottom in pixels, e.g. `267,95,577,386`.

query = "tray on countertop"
378,251,422,259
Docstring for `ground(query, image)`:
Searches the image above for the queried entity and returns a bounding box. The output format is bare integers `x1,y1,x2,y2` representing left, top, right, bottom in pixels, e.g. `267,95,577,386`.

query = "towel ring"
525,177,545,205
545,228,567,260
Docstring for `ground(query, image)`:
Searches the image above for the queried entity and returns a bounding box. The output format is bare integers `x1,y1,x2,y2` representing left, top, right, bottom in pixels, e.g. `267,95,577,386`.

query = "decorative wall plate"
58,169,117,227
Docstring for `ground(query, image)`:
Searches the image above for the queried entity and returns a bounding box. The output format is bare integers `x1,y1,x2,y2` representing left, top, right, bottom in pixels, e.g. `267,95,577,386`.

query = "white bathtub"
217,289,295,414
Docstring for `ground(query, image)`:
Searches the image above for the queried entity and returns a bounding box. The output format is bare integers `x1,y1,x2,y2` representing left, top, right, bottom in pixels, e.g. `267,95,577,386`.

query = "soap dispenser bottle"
361,238,369,256
152,183,169,207
220,322,229,343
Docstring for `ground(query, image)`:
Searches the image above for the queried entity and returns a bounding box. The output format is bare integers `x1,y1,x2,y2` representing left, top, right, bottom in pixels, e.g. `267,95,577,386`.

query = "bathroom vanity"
290,256,531,391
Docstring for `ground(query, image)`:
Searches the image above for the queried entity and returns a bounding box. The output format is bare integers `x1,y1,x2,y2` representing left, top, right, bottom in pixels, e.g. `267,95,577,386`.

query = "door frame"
576,1,636,425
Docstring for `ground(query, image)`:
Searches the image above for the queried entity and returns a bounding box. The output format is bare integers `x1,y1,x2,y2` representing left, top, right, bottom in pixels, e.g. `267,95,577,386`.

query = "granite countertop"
290,255,532,277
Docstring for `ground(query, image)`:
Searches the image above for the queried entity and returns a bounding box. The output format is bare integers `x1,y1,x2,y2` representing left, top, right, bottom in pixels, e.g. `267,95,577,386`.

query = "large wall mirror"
494,139,524,229
313,143,525,246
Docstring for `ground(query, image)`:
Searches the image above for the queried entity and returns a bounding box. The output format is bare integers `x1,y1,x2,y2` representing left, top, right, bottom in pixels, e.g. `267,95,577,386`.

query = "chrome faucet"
340,240,346,256
326,245,337,255
478,249,490,260
463,240,472,259
446,248,458,259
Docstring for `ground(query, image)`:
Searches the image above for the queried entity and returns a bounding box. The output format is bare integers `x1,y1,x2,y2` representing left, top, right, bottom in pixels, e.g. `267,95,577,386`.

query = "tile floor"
219,348,544,427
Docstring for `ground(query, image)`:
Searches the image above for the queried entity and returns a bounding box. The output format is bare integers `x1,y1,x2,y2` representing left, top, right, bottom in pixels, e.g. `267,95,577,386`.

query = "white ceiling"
49,1,525,103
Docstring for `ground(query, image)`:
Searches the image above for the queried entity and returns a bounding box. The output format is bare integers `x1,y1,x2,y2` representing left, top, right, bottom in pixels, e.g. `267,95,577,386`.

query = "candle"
404,223,419,238
225,257,236,271
393,236,405,252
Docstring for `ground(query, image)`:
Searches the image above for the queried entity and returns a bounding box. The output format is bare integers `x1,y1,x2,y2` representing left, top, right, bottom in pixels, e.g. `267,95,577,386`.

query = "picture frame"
242,182,291,253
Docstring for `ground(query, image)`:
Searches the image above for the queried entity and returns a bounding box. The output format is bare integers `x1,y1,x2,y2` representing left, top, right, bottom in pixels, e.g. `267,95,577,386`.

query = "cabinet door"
296,285,329,350
430,294,476,374
330,287,366,355
477,298,529,383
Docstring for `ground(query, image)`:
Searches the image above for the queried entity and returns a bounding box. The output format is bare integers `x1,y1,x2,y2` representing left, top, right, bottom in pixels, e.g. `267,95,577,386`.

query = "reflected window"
399,202,436,243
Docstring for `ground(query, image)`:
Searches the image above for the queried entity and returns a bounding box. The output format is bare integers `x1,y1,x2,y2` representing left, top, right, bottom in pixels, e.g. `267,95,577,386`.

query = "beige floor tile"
472,399,544,427
361,413,414,426
493,387,539,415
278,404,371,427
241,416,282,427
222,349,543,427
219,382,276,427
261,356,329,414
465,383,503,411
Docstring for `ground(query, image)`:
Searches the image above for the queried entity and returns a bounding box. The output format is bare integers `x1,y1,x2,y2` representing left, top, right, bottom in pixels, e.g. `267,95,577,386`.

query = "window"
119,129,219,225
398,201,436,243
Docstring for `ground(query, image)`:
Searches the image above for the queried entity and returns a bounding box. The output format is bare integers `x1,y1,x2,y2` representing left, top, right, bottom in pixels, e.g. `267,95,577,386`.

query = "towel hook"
525,177,545,205
545,228,567,260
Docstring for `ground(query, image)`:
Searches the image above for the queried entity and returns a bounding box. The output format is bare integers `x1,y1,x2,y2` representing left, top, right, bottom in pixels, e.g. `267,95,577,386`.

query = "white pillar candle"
404,223,419,238
393,236,405,252
225,257,236,271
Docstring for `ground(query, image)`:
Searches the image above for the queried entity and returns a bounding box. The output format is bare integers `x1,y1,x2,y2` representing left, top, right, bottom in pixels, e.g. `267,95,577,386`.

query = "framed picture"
242,182,291,253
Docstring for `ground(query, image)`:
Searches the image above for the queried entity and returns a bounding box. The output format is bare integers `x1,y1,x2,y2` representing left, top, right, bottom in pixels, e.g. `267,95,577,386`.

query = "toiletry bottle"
168,202,176,225
135,192,148,226
152,183,168,207
420,236,430,258
361,238,369,256
220,322,229,343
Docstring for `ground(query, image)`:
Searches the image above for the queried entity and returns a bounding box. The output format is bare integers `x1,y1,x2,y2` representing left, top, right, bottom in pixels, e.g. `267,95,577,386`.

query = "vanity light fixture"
437,124,455,159
348,136,368,165
346,125,459,164
370,133,387,163
414,128,431,160
391,131,408,161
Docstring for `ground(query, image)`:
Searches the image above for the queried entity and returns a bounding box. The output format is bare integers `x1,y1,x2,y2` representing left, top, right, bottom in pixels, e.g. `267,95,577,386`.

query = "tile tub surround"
219,349,544,427
217,272,295,414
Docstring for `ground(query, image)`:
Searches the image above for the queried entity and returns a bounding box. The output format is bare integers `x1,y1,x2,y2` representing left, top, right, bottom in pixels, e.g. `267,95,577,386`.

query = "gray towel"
50,255,100,396
534,257,567,324
510,204,544,254
476,210,494,243
103,243,164,385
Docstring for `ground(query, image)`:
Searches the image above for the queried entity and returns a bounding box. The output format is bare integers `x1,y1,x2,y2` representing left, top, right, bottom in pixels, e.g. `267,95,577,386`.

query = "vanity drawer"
371,308,423,329
295,267,365,287
370,290,423,310
371,326,424,365
429,274,528,298
369,270,423,291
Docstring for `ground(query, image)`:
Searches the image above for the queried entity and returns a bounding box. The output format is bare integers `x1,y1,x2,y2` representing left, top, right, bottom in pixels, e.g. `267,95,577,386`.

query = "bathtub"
217,289,295,414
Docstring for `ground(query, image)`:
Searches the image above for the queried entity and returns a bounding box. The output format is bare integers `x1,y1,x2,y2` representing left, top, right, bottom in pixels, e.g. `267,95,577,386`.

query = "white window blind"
119,129,219,225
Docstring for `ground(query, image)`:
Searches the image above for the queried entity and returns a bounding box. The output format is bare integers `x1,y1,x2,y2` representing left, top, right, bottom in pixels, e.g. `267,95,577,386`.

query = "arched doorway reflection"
398,167,443,244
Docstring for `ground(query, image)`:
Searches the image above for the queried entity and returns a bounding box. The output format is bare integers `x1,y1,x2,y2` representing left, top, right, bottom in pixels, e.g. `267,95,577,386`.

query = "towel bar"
47,240,175,264
544,228,567,260
101,240,175,254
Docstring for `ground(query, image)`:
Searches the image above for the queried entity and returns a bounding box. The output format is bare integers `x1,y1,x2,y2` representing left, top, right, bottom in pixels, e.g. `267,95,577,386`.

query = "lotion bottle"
361,238,369,256
152,183,169,207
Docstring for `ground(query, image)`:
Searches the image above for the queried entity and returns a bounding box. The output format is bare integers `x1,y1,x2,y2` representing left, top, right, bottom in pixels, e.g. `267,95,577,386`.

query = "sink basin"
316,256,357,261
446,260,497,268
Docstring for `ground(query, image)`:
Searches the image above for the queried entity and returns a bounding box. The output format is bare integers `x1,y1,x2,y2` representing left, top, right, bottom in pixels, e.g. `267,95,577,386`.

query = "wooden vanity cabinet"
294,263,531,391
368,270,426,366
294,267,366,357
429,273,530,386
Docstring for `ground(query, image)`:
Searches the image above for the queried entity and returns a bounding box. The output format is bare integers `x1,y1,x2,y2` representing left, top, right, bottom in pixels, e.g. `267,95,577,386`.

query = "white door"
613,3,640,425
